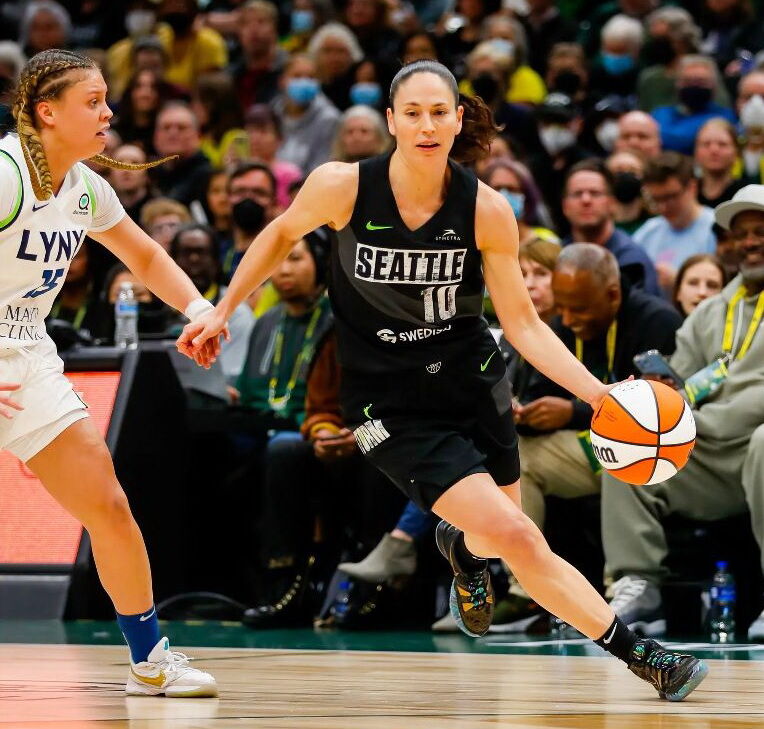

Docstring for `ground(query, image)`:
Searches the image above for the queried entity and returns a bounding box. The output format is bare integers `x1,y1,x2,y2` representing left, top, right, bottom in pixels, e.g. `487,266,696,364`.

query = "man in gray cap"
601,184,764,640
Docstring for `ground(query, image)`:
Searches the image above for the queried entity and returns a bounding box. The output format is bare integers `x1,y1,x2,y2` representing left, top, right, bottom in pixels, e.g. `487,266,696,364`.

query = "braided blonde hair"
12,49,175,201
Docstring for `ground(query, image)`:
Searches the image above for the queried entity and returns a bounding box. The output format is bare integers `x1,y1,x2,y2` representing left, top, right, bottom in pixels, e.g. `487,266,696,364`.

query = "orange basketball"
590,379,696,486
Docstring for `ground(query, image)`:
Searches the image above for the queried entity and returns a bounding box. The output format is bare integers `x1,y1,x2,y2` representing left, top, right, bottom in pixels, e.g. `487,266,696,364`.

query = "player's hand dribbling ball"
590,379,696,485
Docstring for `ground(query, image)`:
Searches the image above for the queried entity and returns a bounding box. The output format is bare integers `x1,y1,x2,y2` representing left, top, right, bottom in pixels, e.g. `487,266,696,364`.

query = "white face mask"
540,125,576,156
743,149,762,176
741,94,764,130
595,119,619,153
126,9,156,37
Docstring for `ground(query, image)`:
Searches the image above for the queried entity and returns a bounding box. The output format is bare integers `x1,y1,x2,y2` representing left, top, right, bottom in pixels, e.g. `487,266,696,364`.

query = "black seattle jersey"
329,152,490,373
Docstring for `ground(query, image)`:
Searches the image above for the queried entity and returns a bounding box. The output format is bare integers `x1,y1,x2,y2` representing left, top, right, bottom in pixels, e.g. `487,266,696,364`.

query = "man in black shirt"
496,243,682,631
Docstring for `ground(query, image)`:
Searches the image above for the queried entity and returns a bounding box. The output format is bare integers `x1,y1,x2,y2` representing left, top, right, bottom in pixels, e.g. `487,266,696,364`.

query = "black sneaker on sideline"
435,520,494,637
628,639,709,701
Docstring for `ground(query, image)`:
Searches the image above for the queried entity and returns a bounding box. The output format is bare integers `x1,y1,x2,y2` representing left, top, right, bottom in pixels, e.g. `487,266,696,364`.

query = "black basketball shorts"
340,340,521,512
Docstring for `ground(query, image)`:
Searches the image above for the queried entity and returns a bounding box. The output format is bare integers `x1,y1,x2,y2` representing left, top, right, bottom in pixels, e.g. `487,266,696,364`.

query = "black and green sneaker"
628,639,709,701
435,520,494,637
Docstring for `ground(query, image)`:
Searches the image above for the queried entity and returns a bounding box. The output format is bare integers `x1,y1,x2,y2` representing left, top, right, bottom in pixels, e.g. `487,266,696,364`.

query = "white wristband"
184,298,215,322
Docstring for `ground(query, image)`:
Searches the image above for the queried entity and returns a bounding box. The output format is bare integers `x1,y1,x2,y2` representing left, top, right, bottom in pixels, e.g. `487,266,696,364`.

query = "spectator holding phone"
602,186,764,641
500,243,682,632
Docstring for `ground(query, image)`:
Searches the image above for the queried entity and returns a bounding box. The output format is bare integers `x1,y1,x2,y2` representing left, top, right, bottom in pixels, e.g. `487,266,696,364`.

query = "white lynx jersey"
0,133,125,348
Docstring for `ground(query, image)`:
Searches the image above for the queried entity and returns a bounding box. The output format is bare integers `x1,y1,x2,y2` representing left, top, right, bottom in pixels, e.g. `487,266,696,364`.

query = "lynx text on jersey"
16,228,86,263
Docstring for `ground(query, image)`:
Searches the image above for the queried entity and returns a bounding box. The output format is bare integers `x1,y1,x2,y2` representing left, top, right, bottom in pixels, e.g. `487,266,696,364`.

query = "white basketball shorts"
0,336,88,462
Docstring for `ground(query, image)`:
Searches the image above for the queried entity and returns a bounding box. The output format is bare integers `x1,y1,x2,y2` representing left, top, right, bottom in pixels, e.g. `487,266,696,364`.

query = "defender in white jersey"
0,49,220,696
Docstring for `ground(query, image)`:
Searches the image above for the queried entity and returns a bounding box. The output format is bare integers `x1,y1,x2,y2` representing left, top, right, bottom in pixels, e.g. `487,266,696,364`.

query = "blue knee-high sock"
116,606,160,664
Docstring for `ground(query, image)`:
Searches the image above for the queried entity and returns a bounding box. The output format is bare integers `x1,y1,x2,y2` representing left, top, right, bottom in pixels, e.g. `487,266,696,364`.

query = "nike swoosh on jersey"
366,221,393,230
480,352,496,372
32,202,49,212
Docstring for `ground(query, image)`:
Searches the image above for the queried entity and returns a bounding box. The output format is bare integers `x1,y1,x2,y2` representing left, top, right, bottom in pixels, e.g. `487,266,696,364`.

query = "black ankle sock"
453,532,486,572
594,616,639,664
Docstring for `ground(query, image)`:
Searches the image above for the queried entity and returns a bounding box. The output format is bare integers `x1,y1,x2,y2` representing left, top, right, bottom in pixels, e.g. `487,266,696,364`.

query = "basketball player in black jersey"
179,60,707,701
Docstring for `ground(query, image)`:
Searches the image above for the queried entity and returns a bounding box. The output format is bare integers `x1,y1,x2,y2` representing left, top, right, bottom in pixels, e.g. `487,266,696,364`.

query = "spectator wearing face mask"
588,15,643,105
529,92,593,234
605,149,652,235
347,59,385,112
282,0,328,54
583,96,630,158
482,15,547,106
222,162,282,316
545,43,590,111
482,157,558,246
637,7,702,112
651,55,736,155
738,71,764,184
273,54,341,174
459,42,541,156
307,23,364,112
561,160,660,295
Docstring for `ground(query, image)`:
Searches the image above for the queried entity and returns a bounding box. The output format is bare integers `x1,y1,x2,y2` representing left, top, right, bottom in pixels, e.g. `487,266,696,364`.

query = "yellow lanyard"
203,283,219,303
50,301,87,330
722,286,764,360
575,320,618,384
268,304,323,412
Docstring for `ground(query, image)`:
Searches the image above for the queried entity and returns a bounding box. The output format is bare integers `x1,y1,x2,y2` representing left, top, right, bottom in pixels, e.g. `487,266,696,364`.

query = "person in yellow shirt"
108,0,227,98
192,71,250,169
483,16,546,106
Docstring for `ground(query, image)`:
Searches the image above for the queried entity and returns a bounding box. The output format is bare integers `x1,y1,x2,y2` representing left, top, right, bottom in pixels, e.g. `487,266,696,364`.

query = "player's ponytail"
389,60,499,165
12,49,175,201
451,93,499,164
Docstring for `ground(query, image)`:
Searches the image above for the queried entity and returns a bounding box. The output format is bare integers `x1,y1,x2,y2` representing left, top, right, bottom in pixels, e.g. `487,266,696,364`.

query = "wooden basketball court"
3,638,764,728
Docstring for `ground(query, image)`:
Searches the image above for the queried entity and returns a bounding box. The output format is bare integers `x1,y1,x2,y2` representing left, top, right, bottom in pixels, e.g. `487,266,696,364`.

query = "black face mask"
641,36,675,67
471,73,500,105
162,12,194,34
613,172,642,204
552,70,583,97
232,198,265,233
678,84,713,112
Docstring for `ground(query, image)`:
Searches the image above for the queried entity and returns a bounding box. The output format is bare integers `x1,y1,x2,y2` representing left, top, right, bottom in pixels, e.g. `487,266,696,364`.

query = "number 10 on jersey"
422,284,458,324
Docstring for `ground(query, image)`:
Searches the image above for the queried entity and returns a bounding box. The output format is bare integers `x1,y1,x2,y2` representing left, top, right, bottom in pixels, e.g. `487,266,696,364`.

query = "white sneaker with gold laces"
126,637,218,697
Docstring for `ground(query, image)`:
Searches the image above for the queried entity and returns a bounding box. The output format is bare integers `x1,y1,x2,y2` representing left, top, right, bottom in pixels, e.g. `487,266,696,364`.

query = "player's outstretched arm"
89,215,224,368
179,161,358,353
476,183,617,410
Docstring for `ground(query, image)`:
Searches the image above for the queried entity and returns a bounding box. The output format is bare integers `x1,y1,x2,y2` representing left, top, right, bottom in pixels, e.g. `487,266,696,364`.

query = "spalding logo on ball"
590,379,696,485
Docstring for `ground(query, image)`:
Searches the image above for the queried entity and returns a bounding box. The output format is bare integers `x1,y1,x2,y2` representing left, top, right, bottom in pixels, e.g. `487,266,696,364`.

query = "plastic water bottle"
709,561,736,643
114,281,138,349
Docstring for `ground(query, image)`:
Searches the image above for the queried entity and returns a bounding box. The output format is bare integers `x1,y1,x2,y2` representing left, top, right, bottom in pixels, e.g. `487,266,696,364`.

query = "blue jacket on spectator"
651,103,737,155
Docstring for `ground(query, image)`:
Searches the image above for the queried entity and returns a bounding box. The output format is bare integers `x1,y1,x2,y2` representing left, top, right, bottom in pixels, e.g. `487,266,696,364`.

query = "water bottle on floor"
115,281,138,349
708,560,736,643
